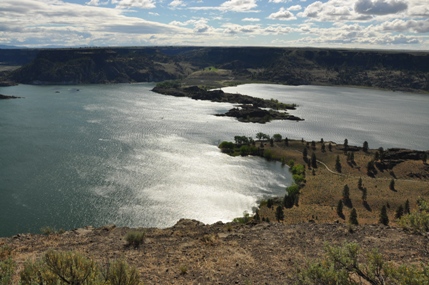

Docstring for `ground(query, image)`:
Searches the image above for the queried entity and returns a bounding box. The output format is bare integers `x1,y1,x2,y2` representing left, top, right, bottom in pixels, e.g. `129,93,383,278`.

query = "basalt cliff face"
1,47,428,92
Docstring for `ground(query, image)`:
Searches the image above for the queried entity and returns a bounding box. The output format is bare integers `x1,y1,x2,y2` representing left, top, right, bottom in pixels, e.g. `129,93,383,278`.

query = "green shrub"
233,211,251,224
101,259,140,285
296,241,429,285
125,231,146,249
399,197,429,234
263,150,273,160
0,246,15,285
21,251,141,285
43,250,98,284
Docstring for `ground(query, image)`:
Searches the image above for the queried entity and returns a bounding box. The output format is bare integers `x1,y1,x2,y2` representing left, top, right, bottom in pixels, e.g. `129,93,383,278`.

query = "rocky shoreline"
152,85,303,123
0,94,21,99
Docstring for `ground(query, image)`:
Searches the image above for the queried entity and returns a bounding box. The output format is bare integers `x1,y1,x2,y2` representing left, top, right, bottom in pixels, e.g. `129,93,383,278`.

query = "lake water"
0,83,428,237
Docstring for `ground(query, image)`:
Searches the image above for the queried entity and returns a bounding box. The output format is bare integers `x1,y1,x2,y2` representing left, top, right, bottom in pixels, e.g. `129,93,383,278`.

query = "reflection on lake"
0,83,427,236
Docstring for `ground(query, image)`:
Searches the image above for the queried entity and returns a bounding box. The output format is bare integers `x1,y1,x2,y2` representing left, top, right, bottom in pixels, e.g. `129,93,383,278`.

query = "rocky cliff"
2,47,428,92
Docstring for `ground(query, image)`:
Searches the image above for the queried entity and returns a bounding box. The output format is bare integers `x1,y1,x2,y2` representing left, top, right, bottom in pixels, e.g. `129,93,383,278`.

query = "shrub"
0,246,15,285
232,211,251,224
399,198,429,234
125,231,146,249
43,250,98,285
21,251,141,285
297,241,429,285
101,259,140,285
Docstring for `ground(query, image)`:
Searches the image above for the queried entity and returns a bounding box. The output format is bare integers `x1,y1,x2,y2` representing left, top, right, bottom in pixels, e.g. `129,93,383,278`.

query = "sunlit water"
0,83,428,237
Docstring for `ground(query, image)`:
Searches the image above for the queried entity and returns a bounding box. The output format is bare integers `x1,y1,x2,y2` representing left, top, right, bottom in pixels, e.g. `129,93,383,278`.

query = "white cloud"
0,0,188,47
111,0,156,9
288,5,302,11
381,19,429,33
242,18,260,22
190,0,258,12
354,0,407,15
268,7,296,20
169,0,185,8
220,0,258,12
268,0,290,3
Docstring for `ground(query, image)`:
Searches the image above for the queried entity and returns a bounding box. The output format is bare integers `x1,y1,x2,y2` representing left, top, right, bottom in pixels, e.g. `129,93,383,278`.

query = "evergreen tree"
422,153,427,164
320,138,324,144
267,198,273,209
328,142,332,152
344,138,348,152
285,137,289,146
275,205,284,222
379,205,389,225
311,152,317,168
389,179,395,191
342,184,350,201
404,199,410,214
395,205,404,219
311,140,316,150
363,141,369,152
321,143,326,152
358,177,363,190
335,155,341,172
270,138,274,147
349,208,358,225
361,187,367,202
303,147,308,161
367,160,375,175
336,200,344,218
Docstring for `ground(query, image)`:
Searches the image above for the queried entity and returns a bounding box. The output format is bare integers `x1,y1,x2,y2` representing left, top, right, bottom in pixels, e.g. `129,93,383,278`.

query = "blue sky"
0,0,428,49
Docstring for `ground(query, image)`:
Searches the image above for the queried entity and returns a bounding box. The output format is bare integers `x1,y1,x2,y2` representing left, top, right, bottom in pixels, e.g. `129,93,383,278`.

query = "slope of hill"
1,47,428,92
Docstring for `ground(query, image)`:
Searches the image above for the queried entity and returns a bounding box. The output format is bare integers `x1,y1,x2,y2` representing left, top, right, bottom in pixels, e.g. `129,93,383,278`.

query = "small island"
152,83,303,123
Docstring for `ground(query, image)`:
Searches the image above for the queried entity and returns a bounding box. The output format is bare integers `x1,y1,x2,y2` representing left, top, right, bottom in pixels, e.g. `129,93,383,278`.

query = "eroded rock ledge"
152,85,303,123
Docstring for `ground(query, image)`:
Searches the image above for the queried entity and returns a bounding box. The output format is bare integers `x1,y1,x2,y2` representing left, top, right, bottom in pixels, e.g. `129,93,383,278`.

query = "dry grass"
259,139,429,226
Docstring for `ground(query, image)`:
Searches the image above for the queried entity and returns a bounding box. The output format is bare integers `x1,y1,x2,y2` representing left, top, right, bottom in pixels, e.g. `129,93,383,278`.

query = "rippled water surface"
0,83,428,236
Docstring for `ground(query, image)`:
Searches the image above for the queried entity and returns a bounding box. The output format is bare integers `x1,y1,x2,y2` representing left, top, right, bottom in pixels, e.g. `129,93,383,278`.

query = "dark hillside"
3,47,429,91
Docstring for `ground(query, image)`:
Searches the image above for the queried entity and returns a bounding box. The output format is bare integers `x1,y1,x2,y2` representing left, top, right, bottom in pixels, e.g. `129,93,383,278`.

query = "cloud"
242,18,260,22
288,5,302,11
354,0,407,15
190,0,258,12
169,0,185,8
169,18,213,33
268,7,296,20
0,0,188,47
111,0,156,9
381,19,429,33
268,0,290,2
220,0,258,12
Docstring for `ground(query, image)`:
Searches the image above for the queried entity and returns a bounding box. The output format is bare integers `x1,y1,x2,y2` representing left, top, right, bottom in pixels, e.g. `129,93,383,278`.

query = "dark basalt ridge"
152,85,303,123
1,47,428,92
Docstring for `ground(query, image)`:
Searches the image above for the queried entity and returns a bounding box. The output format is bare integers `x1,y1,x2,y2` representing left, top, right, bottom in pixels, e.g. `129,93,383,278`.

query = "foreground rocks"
2,220,428,284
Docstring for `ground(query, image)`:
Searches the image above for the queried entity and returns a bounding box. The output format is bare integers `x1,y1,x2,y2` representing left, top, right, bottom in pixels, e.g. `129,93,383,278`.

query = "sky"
0,0,428,50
